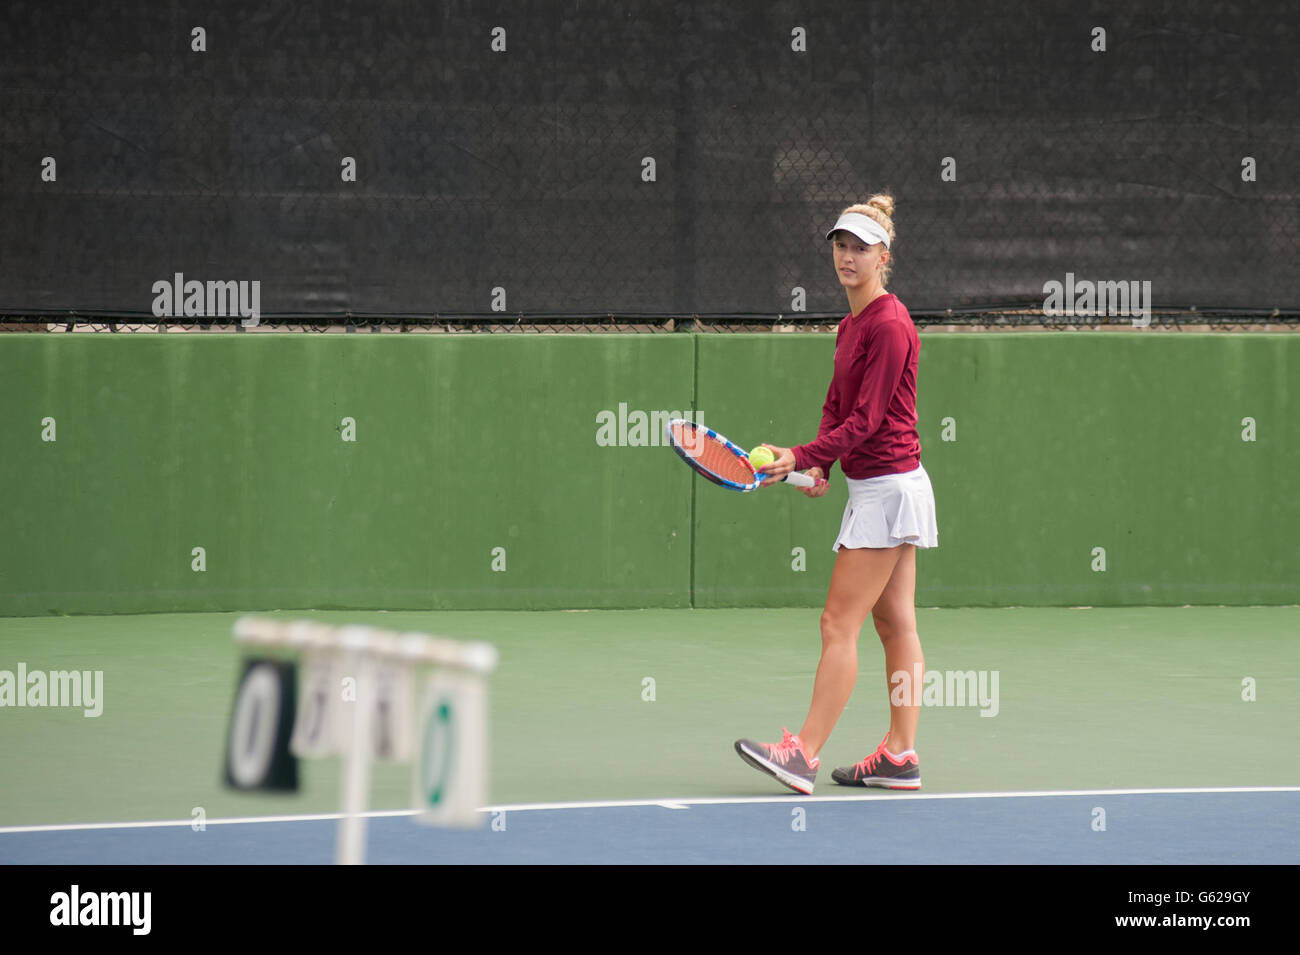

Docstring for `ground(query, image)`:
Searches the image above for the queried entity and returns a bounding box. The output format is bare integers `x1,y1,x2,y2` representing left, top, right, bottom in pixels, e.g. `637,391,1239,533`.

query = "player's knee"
820,609,860,645
873,615,897,645
872,612,912,646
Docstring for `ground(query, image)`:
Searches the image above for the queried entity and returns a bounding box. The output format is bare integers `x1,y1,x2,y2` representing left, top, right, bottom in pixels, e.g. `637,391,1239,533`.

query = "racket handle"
782,471,817,488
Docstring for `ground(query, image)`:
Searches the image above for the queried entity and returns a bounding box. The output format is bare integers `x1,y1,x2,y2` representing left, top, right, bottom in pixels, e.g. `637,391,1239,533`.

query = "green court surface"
1,606,1297,828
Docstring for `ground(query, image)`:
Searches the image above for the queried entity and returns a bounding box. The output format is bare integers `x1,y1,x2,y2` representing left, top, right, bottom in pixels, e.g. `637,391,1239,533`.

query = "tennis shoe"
831,734,921,790
734,728,819,794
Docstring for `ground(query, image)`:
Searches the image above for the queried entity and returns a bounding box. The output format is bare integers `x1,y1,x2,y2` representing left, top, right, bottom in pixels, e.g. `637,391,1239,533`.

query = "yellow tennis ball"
749,445,776,470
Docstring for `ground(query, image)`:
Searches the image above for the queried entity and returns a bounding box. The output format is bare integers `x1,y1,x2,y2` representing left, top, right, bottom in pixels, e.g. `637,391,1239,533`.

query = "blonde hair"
839,194,896,284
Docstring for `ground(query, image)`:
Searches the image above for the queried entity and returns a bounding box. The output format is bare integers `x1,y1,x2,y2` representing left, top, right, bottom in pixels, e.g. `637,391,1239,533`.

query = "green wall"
2,333,1295,614
694,333,1298,607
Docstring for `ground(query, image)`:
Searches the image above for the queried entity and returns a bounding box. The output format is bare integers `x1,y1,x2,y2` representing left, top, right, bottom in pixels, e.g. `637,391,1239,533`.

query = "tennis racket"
664,418,826,492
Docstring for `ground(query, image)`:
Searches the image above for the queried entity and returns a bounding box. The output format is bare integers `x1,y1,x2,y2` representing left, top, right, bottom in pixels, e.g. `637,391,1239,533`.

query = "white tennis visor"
826,212,891,248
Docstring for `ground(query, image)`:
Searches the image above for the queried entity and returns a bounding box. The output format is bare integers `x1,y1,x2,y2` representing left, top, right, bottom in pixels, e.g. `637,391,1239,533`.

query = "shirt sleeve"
797,379,839,478
792,317,911,470
791,322,843,477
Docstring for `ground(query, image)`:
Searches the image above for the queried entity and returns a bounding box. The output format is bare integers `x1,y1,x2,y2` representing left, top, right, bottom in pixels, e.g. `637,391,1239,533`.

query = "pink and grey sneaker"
734,728,819,794
831,734,921,790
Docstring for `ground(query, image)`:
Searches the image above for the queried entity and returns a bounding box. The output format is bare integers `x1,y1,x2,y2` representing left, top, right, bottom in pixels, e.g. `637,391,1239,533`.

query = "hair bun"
867,194,895,218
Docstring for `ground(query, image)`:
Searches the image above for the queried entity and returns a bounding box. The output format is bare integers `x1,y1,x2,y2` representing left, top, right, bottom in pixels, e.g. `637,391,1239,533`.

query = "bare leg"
797,545,902,757
870,544,923,753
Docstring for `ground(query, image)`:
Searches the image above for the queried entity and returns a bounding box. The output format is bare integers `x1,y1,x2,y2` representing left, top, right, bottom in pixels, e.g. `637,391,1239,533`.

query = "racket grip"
782,471,817,488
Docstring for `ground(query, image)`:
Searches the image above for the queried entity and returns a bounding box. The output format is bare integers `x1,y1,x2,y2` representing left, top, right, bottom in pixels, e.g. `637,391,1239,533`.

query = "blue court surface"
3,788,1296,865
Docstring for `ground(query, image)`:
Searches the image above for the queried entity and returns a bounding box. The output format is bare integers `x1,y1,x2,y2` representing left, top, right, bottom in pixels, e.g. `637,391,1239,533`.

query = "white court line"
483,785,1300,813
0,810,416,835
1,786,1297,836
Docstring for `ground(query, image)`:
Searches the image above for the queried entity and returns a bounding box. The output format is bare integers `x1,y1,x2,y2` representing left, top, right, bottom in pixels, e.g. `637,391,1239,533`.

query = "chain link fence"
3,0,1298,326
6,312,1300,335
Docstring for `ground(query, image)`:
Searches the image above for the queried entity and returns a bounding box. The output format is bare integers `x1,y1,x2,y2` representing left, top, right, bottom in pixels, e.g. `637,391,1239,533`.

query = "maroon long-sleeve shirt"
792,293,922,480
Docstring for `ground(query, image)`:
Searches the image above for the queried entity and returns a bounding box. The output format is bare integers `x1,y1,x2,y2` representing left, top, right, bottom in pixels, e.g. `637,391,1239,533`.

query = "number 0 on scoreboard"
413,669,488,828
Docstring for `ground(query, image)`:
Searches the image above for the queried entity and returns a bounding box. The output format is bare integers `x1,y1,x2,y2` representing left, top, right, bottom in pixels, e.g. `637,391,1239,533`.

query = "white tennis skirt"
833,464,938,551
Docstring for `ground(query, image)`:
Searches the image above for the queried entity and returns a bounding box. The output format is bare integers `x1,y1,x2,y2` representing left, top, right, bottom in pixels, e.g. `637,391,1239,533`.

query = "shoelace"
855,737,895,777
856,749,883,776
766,728,801,765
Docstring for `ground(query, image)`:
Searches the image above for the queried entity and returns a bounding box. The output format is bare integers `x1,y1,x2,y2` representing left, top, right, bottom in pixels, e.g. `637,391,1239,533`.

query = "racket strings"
671,423,754,485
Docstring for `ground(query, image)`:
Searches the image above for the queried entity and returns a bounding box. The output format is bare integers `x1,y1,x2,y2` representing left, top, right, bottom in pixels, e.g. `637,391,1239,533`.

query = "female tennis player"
734,194,938,794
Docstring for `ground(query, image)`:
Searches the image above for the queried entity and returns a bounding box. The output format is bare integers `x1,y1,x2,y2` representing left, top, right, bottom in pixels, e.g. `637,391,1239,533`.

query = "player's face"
832,232,889,290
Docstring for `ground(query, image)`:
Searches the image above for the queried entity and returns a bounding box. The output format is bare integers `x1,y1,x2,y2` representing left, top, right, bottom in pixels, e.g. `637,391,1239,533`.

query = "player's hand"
757,445,797,487
800,467,828,498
